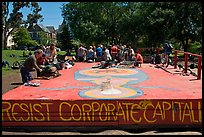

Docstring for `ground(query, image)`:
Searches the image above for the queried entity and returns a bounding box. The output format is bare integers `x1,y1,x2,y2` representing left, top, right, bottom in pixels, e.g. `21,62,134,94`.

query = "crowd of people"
17,41,174,84
19,43,73,85
19,42,145,84
3,40,176,85
76,43,144,68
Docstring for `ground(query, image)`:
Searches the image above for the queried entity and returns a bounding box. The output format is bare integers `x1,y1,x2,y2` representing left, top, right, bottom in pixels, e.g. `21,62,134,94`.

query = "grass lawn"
2,50,30,76
2,50,67,76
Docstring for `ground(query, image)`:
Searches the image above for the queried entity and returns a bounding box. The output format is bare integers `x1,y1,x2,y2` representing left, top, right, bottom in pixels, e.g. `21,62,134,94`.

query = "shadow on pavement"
2,126,202,134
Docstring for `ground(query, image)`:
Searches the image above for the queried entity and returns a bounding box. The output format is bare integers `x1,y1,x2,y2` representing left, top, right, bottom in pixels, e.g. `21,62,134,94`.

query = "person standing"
87,46,94,61
96,44,103,62
104,46,112,62
20,49,43,84
110,43,118,61
128,46,135,61
77,44,87,62
163,42,173,68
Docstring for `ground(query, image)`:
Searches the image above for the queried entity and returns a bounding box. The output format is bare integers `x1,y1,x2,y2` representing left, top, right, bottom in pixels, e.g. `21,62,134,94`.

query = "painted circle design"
76,67,146,99
78,68,138,76
79,87,142,99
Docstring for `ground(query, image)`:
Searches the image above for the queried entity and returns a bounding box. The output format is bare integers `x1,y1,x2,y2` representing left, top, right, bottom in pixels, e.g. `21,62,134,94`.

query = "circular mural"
78,68,138,76
75,67,148,99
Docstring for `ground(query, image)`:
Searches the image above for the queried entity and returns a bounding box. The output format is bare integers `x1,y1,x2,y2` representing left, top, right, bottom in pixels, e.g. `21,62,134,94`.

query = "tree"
38,31,53,45
13,27,38,48
61,2,202,51
170,2,202,51
2,2,43,49
58,24,74,51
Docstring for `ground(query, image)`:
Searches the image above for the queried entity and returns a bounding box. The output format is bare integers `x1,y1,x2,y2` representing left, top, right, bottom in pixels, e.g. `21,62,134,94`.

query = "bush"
188,41,202,54
23,39,39,47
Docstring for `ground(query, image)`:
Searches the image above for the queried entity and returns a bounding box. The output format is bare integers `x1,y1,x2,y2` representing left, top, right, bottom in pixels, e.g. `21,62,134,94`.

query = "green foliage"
58,25,74,51
57,51,67,55
2,2,43,49
2,49,67,76
24,40,39,47
2,50,33,76
188,41,202,54
13,27,38,47
62,2,202,51
38,31,52,45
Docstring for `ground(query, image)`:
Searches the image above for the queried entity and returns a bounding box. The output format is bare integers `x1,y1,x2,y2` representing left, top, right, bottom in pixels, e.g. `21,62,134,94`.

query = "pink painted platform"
2,63,202,127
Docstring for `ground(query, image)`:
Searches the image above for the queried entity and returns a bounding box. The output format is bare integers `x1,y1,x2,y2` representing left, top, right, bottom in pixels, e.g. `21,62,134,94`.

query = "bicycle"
11,61,24,69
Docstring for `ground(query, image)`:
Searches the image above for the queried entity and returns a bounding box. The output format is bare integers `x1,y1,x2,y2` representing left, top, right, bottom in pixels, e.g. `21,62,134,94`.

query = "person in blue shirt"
96,44,103,62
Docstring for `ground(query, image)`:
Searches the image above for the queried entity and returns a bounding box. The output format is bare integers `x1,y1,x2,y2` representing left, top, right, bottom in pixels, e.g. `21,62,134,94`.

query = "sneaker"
24,82,30,86
30,82,40,87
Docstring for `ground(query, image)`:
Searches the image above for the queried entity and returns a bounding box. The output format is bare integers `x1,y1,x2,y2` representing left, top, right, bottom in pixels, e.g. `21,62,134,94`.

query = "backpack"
41,65,61,78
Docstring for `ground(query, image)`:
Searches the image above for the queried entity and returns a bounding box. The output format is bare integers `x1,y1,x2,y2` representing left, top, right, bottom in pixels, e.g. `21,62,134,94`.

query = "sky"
37,2,67,30
9,2,67,30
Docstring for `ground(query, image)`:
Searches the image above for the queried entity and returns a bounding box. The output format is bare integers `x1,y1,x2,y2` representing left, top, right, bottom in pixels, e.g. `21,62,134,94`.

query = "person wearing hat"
20,49,43,84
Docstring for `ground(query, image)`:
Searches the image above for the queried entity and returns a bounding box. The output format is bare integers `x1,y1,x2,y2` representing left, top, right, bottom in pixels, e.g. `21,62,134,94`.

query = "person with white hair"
104,46,112,62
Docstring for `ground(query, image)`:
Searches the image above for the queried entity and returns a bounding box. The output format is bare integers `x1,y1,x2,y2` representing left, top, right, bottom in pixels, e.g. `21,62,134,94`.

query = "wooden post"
184,53,188,73
197,56,202,80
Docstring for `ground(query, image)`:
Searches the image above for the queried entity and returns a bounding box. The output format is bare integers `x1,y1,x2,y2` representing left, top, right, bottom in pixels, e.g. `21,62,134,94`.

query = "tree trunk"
182,35,189,52
3,29,8,50
185,35,188,52
181,40,186,52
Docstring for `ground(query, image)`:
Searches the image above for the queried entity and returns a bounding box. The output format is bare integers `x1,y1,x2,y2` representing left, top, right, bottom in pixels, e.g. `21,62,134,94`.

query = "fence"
174,50,202,80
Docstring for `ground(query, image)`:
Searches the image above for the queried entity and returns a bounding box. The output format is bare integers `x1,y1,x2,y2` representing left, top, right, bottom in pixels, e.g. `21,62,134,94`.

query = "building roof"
46,26,55,33
38,24,51,33
57,19,66,33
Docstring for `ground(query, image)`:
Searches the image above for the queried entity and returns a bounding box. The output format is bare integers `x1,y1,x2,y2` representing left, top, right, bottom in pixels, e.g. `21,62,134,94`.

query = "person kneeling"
134,51,143,67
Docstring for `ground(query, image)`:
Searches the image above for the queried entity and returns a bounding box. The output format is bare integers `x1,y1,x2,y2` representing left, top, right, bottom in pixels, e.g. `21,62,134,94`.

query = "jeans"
20,67,32,84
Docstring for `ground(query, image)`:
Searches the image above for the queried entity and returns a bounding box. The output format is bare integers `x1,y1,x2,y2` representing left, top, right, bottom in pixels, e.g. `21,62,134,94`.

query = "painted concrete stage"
2,63,202,127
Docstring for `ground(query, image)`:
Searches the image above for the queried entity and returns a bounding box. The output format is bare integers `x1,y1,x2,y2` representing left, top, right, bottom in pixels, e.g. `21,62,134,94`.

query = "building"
46,26,57,43
6,28,15,49
27,24,57,45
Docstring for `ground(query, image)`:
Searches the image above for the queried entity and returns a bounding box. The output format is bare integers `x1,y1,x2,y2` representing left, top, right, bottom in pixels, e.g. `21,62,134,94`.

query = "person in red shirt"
134,50,143,67
110,44,118,61
36,52,50,77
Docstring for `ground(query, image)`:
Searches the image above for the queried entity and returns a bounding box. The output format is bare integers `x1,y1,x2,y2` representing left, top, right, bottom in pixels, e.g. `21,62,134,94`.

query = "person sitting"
134,50,143,67
36,52,50,77
87,46,94,62
95,44,103,62
2,61,10,68
45,43,58,63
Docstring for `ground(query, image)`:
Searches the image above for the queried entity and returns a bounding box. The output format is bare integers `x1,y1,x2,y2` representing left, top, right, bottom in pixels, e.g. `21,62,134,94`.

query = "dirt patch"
2,71,37,94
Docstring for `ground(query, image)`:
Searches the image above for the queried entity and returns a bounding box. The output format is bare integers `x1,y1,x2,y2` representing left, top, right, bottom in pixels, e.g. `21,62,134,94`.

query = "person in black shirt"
20,49,43,84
